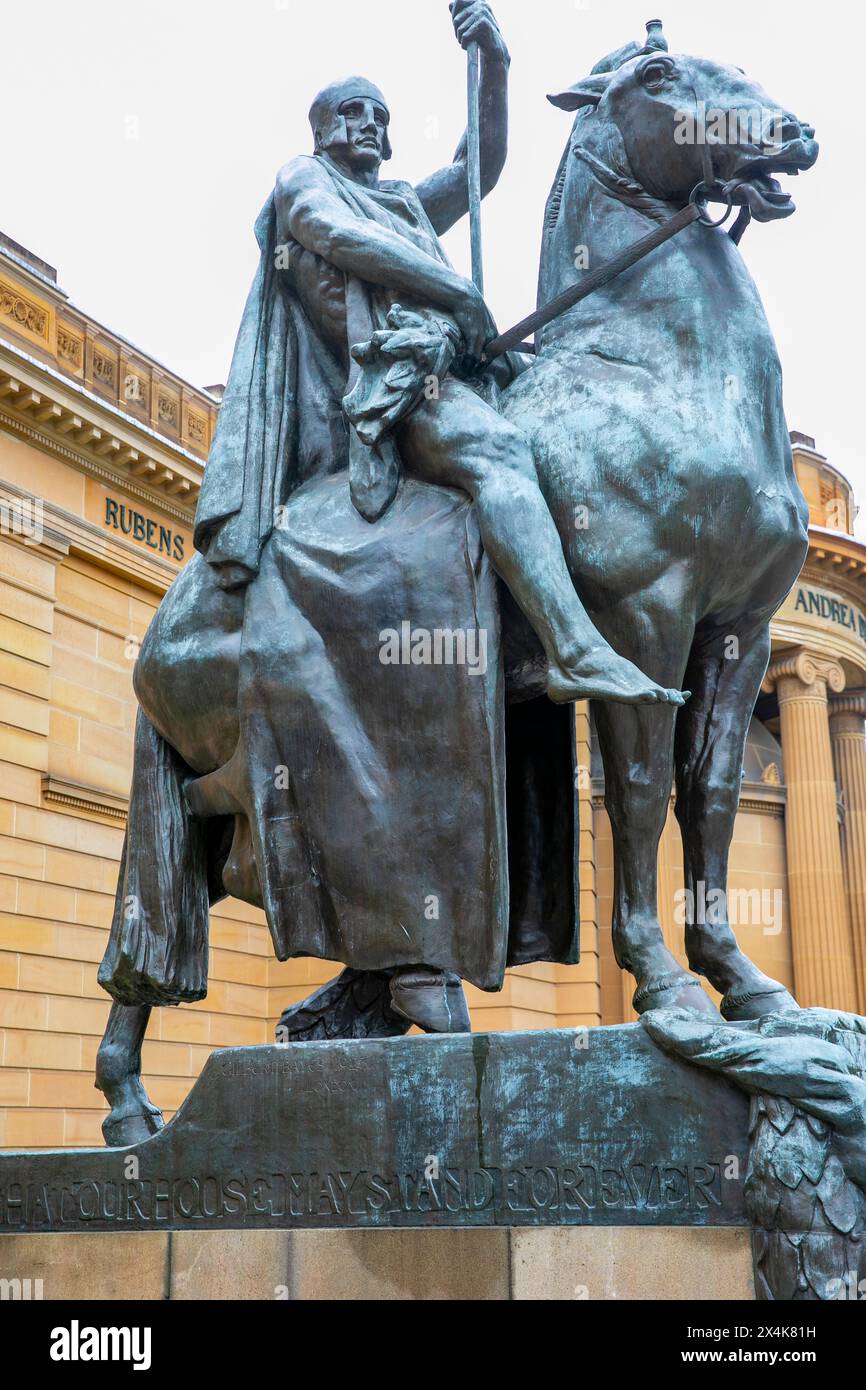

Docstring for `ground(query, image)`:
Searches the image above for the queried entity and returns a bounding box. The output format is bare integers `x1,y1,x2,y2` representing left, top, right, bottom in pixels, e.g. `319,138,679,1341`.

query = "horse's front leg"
96,1001,164,1147
674,616,797,1020
595,693,718,1017
586,580,721,1018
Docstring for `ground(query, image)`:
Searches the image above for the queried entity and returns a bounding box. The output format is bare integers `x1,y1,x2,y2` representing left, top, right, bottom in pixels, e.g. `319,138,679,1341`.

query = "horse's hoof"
632,971,720,1018
389,968,471,1034
721,984,799,1021
102,1106,165,1148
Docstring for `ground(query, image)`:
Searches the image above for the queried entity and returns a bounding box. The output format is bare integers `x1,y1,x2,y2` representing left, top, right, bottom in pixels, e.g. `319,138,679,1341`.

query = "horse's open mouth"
729,172,797,221
727,140,818,222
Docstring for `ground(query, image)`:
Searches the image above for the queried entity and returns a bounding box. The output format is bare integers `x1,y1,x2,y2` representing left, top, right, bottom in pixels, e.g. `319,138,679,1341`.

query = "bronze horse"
503,33,817,1019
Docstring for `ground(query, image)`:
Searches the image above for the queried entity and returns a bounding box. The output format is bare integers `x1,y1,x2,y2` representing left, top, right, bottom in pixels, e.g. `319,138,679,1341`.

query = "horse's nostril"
764,116,807,149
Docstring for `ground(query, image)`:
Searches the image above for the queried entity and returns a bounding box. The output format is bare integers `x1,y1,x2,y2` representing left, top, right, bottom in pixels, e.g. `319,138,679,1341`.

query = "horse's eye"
641,61,674,90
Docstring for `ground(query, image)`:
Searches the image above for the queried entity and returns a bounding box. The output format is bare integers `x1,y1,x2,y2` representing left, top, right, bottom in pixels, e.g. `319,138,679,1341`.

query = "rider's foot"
276,967,412,1041
389,967,471,1034
547,645,687,707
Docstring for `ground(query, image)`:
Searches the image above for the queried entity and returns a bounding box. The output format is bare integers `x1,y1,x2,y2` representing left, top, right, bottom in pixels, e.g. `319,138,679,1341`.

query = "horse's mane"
543,126,672,236
543,145,570,231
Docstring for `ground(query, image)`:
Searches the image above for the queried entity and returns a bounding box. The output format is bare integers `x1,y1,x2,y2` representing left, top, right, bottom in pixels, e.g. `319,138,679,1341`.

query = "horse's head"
549,20,818,222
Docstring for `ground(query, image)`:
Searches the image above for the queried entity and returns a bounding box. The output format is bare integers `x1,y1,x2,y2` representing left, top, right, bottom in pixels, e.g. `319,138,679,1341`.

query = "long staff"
466,40,484,293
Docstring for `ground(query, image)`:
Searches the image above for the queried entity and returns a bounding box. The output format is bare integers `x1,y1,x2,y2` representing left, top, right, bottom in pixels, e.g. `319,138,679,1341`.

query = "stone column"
763,649,857,1010
829,691,866,1012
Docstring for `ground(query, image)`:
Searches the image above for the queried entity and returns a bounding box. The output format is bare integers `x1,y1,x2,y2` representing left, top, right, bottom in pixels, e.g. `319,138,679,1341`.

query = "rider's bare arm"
415,0,510,236
277,158,465,305
275,158,495,356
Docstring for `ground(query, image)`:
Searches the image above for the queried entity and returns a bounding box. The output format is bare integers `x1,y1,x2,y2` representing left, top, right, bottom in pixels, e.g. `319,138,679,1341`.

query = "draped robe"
99,158,580,1003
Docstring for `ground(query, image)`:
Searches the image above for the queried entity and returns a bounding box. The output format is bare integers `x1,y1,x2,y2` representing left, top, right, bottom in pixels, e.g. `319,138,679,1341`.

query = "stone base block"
0,1231,169,1301
509,1226,754,1301
284,1228,511,1300
0,1226,755,1300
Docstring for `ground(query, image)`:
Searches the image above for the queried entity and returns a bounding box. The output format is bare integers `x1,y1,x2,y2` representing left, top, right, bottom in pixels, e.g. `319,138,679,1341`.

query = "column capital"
829,689,866,741
829,689,866,721
762,647,846,700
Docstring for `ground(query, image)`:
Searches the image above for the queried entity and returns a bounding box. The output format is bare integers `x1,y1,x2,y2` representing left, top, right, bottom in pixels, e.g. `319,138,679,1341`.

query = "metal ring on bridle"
689,181,734,227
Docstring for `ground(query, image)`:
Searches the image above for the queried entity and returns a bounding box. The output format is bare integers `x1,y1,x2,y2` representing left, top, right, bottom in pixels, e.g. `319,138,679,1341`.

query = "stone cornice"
590,780,786,816
0,337,201,517
0,242,66,297
0,247,219,456
806,529,866,591
41,774,128,822
737,795,786,818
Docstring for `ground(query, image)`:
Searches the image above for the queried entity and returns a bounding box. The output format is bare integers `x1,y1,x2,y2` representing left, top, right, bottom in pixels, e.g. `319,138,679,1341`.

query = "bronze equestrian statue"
93,6,817,1145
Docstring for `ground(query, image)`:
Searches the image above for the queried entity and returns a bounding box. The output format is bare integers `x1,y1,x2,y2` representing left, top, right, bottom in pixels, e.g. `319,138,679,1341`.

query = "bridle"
686,84,752,240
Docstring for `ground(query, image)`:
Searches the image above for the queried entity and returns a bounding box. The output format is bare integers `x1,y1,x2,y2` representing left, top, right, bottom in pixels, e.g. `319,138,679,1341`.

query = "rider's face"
338,97,388,171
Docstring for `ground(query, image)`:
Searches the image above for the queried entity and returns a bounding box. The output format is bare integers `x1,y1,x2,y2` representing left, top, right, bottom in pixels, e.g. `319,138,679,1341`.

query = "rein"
483,86,749,363
482,180,732,361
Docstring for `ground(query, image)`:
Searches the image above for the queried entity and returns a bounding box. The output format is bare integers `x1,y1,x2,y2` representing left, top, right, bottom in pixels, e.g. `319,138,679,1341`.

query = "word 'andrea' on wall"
104,496,185,561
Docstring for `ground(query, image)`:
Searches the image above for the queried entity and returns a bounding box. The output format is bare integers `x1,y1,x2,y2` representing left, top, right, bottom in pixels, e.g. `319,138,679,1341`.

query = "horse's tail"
98,709,231,1007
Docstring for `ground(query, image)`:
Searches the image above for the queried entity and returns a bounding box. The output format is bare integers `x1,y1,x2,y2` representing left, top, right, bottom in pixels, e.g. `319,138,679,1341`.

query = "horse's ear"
547,74,610,111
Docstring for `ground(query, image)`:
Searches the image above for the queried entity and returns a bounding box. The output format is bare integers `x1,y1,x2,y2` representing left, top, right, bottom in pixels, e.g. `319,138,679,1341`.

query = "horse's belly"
560,447,805,608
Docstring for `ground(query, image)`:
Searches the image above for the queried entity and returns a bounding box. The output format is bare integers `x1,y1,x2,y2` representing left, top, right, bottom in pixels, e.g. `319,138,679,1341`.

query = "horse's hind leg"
96,710,231,1146
595,696,719,1017
674,617,797,1019
96,1002,162,1146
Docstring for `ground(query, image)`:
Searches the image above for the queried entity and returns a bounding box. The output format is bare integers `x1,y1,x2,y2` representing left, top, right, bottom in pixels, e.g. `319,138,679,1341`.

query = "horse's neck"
537,137,774,368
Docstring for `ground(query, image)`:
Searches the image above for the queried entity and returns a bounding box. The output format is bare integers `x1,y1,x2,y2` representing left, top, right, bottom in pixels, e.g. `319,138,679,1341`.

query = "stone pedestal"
0,1026,757,1298
0,1026,750,1236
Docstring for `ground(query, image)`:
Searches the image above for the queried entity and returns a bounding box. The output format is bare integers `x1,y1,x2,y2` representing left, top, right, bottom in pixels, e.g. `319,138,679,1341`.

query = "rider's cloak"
99,164,581,1003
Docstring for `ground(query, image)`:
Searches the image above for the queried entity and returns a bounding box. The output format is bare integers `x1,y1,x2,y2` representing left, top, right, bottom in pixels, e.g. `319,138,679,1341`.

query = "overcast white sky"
3,0,863,516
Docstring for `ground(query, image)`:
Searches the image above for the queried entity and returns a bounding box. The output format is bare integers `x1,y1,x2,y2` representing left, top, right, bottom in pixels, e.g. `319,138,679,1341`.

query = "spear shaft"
466,40,484,293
